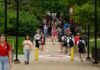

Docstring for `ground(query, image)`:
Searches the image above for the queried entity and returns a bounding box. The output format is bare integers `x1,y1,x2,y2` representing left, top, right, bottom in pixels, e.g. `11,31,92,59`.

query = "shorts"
78,48,85,53
62,43,67,47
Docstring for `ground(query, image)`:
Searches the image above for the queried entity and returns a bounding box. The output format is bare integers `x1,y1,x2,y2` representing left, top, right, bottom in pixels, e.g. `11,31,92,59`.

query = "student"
40,32,45,54
43,24,48,38
62,35,67,54
75,33,80,46
74,33,80,53
51,24,58,44
68,33,74,55
77,37,86,62
22,35,33,64
0,34,12,70
34,30,41,49
68,34,74,55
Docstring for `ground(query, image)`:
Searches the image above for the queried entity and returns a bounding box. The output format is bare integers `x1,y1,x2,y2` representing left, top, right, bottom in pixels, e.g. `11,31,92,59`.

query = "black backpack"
69,38,74,47
78,40,85,49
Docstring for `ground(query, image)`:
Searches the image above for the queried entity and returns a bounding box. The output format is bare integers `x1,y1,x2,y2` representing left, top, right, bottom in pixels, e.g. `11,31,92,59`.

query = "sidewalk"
11,38,100,70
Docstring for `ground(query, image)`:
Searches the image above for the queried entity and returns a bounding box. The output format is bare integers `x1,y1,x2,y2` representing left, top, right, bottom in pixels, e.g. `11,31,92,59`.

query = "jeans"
23,49,30,63
44,29,48,37
0,56,10,70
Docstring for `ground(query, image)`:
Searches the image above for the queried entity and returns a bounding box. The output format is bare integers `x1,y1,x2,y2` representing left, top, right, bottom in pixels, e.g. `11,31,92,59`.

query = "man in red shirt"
0,34,12,70
74,33,80,53
75,33,80,46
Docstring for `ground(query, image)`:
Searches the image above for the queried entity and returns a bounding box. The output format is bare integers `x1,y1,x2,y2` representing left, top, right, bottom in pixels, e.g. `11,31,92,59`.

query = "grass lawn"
7,36,100,54
7,36,24,54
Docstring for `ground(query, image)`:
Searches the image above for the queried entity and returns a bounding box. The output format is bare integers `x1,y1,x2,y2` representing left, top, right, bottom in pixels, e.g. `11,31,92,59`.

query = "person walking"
77,37,86,62
51,24,58,44
68,34,74,56
34,30,41,49
22,35,33,64
62,35,67,54
74,33,80,53
43,24,48,38
0,34,12,70
40,32,45,54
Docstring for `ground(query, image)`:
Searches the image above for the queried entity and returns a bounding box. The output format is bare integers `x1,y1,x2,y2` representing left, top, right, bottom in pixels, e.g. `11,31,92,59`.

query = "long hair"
0,34,5,37
25,35,30,40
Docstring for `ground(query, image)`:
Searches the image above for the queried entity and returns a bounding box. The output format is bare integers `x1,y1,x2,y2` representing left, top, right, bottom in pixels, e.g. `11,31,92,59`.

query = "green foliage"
0,0,100,35
74,4,94,25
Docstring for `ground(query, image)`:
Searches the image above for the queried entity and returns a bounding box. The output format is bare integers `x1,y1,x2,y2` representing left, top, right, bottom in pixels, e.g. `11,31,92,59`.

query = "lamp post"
5,0,7,40
86,24,91,60
14,0,20,63
93,0,98,64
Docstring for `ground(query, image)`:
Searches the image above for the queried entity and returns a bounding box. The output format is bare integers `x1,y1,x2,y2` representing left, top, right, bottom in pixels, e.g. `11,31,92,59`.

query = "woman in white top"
34,30,41,49
22,35,33,64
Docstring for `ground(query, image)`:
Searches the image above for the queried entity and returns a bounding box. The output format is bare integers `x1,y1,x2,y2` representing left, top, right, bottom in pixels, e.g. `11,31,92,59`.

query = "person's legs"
52,35,54,44
27,50,30,64
0,59,3,70
63,46,67,54
44,29,48,38
41,45,44,52
59,42,63,53
3,57,10,70
23,49,27,64
46,29,48,37
44,29,46,37
40,45,44,54
79,53,83,62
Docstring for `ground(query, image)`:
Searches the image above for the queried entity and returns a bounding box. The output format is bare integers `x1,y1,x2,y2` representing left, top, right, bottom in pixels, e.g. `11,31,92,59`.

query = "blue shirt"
63,23,70,30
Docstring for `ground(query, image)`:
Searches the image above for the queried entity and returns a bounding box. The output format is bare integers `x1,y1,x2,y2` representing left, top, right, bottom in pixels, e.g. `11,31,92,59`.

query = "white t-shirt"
43,25,48,30
23,40,32,50
34,34,41,40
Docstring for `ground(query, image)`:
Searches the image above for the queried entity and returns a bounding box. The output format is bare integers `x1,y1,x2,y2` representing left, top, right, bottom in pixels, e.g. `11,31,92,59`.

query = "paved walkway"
11,38,100,70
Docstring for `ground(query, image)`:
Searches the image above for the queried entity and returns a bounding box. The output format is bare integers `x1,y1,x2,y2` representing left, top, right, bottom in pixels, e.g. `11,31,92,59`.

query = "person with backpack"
62,35,68,54
77,37,86,62
67,33,74,56
0,34,12,70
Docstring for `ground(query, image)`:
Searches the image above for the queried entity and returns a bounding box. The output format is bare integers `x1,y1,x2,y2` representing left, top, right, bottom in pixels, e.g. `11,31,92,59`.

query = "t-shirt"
75,36,80,45
43,25,48,30
63,23,70,30
34,34,41,40
23,40,32,50
0,42,12,56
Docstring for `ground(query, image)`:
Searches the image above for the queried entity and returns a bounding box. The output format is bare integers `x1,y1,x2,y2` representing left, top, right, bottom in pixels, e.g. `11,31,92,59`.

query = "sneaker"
27,62,29,64
25,61,27,64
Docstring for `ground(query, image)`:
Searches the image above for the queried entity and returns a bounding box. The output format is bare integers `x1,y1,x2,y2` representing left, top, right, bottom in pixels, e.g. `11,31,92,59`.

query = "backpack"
62,36,67,44
78,40,85,49
69,38,74,47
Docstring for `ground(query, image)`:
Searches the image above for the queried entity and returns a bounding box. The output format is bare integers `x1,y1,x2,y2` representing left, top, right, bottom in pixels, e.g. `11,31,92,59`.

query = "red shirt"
75,36,80,45
0,42,12,56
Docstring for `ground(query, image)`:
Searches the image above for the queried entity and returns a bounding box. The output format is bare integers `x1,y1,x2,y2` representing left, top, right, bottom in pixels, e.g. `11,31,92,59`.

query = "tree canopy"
0,0,100,35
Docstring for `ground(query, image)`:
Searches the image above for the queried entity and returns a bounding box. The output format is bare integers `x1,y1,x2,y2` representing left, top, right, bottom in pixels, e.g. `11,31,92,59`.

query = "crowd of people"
32,13,87,62
0,14,88,70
